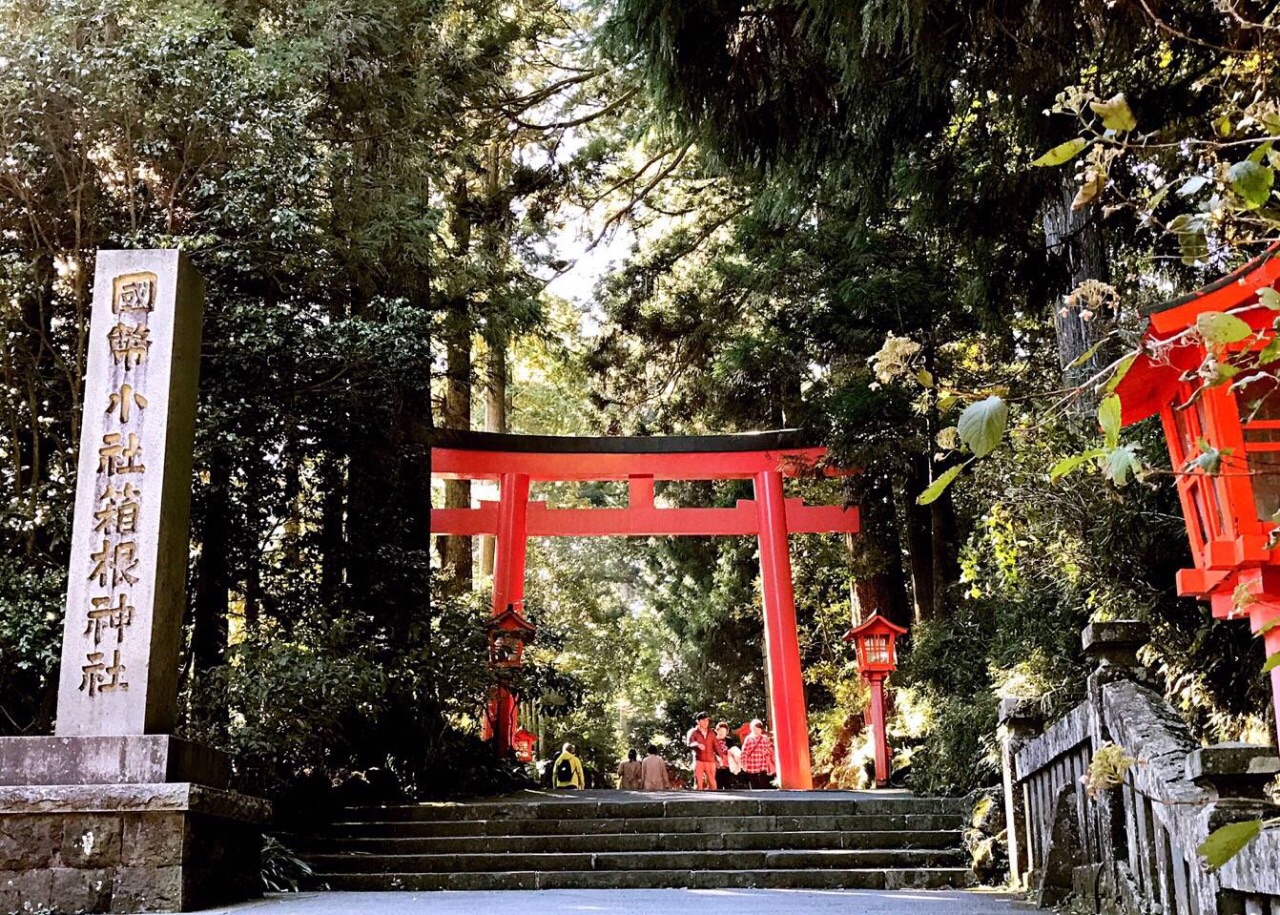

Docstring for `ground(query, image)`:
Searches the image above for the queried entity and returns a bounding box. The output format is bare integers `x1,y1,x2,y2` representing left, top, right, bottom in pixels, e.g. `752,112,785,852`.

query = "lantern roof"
842,612,908,642
489,606,536,636
1115,244,1280,427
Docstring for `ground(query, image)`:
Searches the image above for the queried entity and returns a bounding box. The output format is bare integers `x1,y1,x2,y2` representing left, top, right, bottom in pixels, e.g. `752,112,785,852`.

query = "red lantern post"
483,604,536,756
1113,247,1280,739
844,613,907,788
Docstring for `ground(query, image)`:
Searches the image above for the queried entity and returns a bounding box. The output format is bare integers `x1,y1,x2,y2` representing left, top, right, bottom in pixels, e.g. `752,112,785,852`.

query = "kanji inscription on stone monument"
55,251,204,737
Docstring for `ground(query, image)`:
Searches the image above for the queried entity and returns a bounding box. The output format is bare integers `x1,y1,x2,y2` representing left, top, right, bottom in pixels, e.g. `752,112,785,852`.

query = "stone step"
305,848,965,875
297,827,962,855
312,867,976,891
336,796,964,823
322,813,965,838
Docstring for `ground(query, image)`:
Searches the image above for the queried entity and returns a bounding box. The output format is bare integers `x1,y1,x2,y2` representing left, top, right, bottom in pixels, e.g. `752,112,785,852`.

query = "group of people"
682,713,776,790
562,713,776,792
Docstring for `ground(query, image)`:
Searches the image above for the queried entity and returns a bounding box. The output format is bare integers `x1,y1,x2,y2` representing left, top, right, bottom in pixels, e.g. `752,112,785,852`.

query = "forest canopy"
1,0,1278,801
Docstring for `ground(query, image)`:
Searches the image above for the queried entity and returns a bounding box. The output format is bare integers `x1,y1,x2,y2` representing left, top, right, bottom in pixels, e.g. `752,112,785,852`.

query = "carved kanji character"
105,384,148,423
85,594,134,645
79,650,127,696
94,483,141,535
87,539,139,588
97,432,145,476
114,279,154,315
107,322,150,368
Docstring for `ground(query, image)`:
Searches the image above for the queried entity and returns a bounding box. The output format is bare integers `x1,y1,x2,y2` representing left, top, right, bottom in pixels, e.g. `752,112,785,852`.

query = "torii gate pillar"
755,469,813,789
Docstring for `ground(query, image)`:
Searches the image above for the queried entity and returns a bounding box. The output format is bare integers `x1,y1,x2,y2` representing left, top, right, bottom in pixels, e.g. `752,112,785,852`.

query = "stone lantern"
1113,247,1280,737
844,613,907,788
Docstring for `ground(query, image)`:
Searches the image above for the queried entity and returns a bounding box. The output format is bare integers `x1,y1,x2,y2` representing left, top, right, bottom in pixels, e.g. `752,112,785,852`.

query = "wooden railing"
1000,622,1280,914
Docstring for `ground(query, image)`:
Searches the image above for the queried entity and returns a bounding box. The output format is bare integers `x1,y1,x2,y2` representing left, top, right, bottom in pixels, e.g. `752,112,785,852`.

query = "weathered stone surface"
50,865,113,913
1187,743,1280,800
1014,702,1090,781
0,868,54,913
1035,784,1085,908
0,814,59,869
55,249,205,739
0,735,229,787
0,785,267,912
113,864,184,913
0,782,270,822
1082,620,1149,681
122,811,185,867
60,813,123,867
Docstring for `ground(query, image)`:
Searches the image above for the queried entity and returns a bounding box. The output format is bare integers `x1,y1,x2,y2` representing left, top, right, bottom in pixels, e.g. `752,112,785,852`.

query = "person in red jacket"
686,711,722,790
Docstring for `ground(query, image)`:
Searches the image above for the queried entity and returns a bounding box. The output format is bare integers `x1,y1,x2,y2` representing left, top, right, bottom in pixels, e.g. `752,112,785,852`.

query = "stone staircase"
293,790,974,891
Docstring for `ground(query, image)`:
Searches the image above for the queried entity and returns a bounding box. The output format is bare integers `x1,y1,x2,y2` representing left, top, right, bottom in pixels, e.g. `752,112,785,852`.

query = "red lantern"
845,613,907,674
843,613,907,787
512,727,538,763
1113,246,1280,737
488,604,536,668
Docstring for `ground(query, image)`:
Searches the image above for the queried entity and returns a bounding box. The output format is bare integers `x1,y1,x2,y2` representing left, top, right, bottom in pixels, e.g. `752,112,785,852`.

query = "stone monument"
0,251,268,913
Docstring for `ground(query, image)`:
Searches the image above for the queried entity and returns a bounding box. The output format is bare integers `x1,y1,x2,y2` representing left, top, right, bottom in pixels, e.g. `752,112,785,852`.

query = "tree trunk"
1044,175,1110,400
440,325,473,593
192,449,231,673
480,331,507,579
903,457,936,622
845,474,911,629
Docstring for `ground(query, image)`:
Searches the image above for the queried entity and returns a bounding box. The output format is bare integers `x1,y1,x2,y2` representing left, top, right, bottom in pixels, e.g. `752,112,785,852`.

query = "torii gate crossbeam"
430,430,860,790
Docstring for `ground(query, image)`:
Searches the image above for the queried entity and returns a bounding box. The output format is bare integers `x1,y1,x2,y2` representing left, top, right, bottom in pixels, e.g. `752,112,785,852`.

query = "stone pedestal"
0,783,269,913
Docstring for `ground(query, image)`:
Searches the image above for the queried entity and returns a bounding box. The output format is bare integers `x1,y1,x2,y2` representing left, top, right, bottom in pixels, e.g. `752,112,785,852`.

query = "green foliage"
1199,819,1263,870
260,835,315,893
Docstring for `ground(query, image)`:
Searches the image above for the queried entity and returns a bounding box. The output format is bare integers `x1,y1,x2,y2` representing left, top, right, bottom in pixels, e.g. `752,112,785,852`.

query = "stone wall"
0,784,269,913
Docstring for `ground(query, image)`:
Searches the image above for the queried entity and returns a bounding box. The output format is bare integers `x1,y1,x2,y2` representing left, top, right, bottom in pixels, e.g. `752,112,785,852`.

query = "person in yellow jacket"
553,742,585,789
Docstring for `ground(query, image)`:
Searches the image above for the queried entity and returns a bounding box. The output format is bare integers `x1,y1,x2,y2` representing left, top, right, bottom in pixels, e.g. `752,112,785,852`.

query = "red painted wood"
754,469,813,790
431,499,860,537
432,446,832,481
868,672,890,789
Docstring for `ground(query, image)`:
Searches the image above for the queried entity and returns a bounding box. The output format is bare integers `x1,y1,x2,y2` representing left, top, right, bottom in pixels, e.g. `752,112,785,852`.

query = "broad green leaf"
916,369,934,387
1229,160,1275,209
1099,394,1122,448
1032,138,1088,167
1264,651,1280,674
1068,340,1104,369
1103,445,1141,486
936,393,960,413
917,463,964,506
1089,93,1137,132
1257,617,1280,636
1196,311,1253,345
1106,354,1137,393
1258,287,1280,310
1259,337,1280,365
1050,449,1108,483
1215,114,1233,137
1199,819,1263,870
957,395,1009,458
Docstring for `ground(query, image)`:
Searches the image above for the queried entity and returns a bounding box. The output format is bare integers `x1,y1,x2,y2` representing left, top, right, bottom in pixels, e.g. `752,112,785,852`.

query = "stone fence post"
999,696,1043,889
1083,620,1150,881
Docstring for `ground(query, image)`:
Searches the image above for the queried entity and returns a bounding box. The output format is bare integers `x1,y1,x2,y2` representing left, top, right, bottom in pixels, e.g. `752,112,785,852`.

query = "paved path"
181,888,1036,915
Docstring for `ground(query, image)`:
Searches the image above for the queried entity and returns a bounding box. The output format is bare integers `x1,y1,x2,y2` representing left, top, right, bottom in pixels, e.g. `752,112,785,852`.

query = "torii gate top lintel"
431,428,837,482
430,429,859,538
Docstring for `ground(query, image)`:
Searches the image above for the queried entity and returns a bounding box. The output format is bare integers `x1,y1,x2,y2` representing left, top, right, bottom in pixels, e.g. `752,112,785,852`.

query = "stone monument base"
0,782,270,913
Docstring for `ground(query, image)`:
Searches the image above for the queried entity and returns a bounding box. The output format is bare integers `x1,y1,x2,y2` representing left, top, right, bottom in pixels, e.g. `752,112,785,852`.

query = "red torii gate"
431,429,860,790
